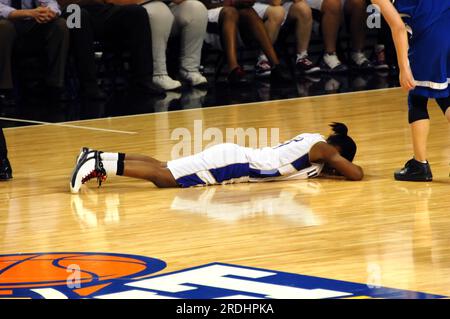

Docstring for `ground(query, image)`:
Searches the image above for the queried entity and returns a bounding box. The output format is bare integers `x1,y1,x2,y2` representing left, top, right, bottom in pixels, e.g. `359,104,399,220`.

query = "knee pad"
408,93,429,123
436,96,450,114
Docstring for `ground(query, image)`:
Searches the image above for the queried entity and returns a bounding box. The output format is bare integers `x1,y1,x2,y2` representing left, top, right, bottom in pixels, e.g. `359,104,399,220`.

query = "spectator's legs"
321,0,342,54
65,8,99,93
263,5,285,44
103,5,154,88
171,0,208,73
238,8,280,66
143,1,173,76
344,0,367,52
41,18,70,88
143,1,182,90
287,1,313,55
0,20,17,90
218,6,240,72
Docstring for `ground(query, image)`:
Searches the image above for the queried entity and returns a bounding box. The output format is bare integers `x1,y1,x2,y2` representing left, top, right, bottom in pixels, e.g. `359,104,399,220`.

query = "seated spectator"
201,0,291,85
306,0,373,72
252,0,285,77
255,0,320,75
0,0,69,105
59,0,156,99
108,0,208,92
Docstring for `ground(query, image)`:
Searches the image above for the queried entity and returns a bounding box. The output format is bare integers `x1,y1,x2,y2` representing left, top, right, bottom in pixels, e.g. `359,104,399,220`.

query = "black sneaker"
228,66,248,85
296,56,321,75
320,54,348,73
350,51,374,70
0,157,12,181
0,90,16,107
270,64,292,84
372,46,389,71
394,158,433,182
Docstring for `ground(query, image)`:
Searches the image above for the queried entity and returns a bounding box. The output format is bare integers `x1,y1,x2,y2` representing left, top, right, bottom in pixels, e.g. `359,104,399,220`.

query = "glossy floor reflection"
1,88,449,298
0,71,399,129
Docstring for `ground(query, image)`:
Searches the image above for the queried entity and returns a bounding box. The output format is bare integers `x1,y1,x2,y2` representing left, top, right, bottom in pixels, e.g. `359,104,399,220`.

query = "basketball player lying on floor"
69,123,363,193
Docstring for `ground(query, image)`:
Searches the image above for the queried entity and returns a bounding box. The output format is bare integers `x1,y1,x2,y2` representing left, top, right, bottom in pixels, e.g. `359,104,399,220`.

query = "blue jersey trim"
176,173,206,188
209,163,249,183
291,154,311,171
249,168,282,179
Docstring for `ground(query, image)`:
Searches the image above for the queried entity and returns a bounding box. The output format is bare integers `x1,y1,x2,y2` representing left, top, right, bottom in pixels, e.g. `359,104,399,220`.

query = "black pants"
0,128,7,159
65,4,153,90
0,18,69,90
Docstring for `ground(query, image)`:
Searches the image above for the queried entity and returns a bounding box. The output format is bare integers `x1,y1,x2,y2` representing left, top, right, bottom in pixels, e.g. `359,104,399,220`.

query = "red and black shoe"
70,151,107,193
227,66,248,85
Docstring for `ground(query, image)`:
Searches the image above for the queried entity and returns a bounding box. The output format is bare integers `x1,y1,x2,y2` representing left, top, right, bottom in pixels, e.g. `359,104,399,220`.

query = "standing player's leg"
436,96,450,123
394,93,433,181
0,128,12,181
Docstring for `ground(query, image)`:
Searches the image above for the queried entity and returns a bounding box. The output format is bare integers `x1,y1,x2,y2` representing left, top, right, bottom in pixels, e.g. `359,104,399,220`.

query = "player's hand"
399,66,416,92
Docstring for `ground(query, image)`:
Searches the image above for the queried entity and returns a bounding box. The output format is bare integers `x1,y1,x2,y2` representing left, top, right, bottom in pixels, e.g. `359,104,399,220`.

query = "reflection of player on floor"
373,0,450,181
70,123,363,193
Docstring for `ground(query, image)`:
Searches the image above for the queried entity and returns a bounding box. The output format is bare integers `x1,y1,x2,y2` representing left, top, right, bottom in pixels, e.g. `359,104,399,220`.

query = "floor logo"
0,253,445,299
0,252,166,299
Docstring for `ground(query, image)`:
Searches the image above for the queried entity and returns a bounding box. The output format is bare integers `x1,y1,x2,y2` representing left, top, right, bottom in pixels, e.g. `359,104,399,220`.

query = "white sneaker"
179,70,208,87
152,75,182,91
76,147,96,165
70,151,107,193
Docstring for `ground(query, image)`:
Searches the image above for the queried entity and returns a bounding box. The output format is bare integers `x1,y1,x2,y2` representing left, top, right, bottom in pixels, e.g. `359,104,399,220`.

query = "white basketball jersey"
244,133,326,182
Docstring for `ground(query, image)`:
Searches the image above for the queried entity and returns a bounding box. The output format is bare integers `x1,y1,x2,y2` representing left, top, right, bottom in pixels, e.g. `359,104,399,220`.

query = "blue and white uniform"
167,133,326,188
394,0,450,98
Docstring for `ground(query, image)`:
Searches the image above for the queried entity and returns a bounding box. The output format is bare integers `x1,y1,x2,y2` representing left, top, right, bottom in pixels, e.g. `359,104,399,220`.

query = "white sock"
100,152,119,161
297,51,308,61
258,53,268,62
102,160,118,176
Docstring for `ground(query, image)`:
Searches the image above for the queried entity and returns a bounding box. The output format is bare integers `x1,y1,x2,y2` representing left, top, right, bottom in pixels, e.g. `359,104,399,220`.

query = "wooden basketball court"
1,87,449,298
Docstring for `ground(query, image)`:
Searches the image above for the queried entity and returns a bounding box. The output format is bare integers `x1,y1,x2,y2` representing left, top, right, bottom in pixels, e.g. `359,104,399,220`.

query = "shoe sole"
71,154,96,193
394,174,433,182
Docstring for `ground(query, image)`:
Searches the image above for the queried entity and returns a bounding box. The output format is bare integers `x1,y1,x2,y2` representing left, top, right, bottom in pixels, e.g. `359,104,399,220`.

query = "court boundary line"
2,87,401,131
0,117,137,135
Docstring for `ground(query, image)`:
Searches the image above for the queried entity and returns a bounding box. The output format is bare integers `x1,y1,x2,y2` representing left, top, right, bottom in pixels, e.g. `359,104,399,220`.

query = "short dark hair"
326,122,357,162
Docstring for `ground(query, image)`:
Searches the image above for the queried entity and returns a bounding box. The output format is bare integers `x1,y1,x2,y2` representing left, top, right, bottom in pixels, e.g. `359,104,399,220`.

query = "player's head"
326,122,357,162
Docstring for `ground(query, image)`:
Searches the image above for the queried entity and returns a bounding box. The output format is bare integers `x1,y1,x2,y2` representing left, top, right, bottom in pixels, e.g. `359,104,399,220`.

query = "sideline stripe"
2,87,401,131
0,117,137,135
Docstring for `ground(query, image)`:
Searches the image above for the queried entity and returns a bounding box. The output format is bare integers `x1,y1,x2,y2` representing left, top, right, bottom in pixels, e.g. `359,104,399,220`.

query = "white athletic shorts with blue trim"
167,140,324,188
167,144,250,188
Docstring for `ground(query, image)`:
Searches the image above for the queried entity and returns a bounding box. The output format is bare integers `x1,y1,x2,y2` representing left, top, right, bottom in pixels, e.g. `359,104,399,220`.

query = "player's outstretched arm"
311,142,364,181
